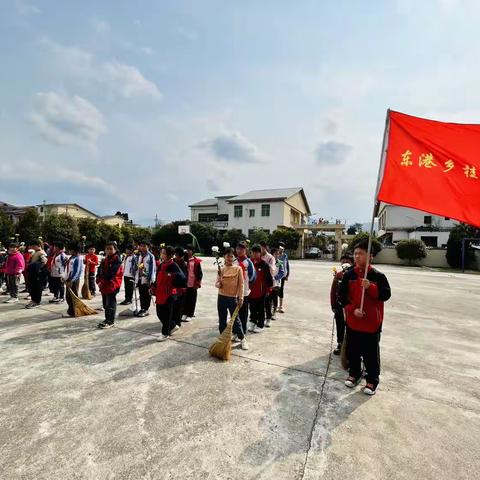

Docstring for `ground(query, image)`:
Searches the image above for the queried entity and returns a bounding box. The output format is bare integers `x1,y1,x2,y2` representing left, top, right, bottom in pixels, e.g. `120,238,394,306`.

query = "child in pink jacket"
4,243,25,303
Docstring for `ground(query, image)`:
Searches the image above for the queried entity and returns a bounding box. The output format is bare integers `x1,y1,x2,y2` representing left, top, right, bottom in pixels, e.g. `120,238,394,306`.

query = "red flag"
377,111,480,228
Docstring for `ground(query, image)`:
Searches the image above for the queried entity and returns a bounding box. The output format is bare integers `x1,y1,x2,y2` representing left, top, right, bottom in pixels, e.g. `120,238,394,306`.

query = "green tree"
98,223,124,248
77,218,102,249
348,232,382,256
41,214,80,245
221,229,246,248
395,239,427,264
190,222,221,253
248,228,269,246
17,208,41,243
269,227,302,251
0,210,15,245
151,221,185,247
446,223,480,268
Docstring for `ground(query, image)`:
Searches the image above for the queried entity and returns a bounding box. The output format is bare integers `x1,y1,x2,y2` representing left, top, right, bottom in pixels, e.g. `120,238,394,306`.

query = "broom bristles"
209,305,241,361
81,269,92,300
67,286,98,317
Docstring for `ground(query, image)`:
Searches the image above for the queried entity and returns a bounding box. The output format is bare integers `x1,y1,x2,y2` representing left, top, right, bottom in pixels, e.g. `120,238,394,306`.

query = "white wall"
374,247,450,268
382,205,457,229
216,198,231,216
228,201,285,235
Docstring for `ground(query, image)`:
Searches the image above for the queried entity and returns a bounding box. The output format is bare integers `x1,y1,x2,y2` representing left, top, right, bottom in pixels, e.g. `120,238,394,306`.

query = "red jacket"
249,258,273,299
84,253,99,273
339,265,391,333
154,259,184,305
186,256,203,289
96,254,123,295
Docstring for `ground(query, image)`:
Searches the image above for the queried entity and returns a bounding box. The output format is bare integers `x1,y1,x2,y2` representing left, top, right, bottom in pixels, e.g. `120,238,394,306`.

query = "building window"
421,236,438,247
198,213,217,223
234,206,243,218
424,216,432,225
249,209,255,217
40,206,44,213
261,204,270,217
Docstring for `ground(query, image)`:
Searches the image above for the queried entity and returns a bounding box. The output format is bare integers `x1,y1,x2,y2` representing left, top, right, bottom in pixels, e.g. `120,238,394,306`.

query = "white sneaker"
265,318,271,328
181,315,187,321
184,317,192,322
232,334,240,343
345,377,361,388
240,338,249,350
253,325,264,334
248,323,256,332
157,335,169,342
271,315,276,321
6,298,19,303
171,325,180,335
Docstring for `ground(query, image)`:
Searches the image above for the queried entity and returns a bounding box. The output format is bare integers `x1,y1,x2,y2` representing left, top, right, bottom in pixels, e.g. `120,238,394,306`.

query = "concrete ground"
0,259,479,480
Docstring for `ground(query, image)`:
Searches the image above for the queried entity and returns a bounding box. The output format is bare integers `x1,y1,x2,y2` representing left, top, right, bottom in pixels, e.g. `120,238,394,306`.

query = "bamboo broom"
209,305,241,361
81,266,92,300
67,286,98,317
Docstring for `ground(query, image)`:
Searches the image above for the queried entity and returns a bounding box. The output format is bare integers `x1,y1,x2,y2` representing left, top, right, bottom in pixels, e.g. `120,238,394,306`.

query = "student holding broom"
96,242,124,329
216,247,248,351
152,246,186,342
64,243,83,317
338,239,391,395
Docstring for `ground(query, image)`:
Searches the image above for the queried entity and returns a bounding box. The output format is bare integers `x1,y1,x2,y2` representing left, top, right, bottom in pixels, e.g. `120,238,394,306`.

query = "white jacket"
50,252,68,278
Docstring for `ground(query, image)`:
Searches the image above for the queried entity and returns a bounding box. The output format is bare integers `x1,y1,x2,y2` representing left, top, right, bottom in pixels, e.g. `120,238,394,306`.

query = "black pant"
102,292,117,324
66,280,80,316
184,287,198,317
217,295,244,339
346,327,381,387
156,301,176,336
173,293,185,326
29,277,43,304
279,278,286,299
50,276,65,300
6,274,20,298
88,273,96,294
334,307,345,345
238,296,249,334
249,296,265,328
265,288,279,319
138,283,152,311
124,276,134,302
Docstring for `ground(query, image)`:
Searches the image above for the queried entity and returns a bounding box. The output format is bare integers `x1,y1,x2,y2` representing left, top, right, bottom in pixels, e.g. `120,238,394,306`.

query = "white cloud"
0,162,114,193
315,141,353,166
40,38,162,100
201,131,261,164
28,92,106,149
103,61,162,100
176,27,198,42
15,0,40,15
92,18,110,34
140,47,155,55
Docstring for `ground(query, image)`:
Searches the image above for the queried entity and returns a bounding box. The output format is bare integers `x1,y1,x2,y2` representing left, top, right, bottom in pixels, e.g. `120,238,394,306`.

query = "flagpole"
359,109,391,313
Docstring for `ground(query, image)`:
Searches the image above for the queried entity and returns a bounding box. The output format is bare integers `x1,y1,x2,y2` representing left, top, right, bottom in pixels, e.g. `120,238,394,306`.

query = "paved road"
1,260,479,479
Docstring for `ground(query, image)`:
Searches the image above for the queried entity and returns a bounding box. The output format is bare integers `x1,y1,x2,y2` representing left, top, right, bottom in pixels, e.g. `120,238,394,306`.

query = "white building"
377,203,457,248
189,188,311,236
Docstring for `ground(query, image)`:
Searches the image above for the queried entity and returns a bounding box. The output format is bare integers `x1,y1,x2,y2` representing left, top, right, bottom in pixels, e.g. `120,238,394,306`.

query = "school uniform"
234,255,256,334
84,253,99,295
50,251,68,300
65,254,82,316
122,254,136,303
339,265,391,388
97,254,124,325
248,258,273,329
173,257,188,326
135,251,156,313
154,259,185,336
184,256,203,318
217,265,244,338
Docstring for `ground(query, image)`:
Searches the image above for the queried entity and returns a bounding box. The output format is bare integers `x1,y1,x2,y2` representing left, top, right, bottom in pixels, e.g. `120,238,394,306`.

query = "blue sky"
1,0,479,225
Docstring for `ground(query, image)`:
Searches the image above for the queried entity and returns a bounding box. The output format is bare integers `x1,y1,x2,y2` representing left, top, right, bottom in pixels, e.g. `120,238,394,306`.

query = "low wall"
374,247,450,268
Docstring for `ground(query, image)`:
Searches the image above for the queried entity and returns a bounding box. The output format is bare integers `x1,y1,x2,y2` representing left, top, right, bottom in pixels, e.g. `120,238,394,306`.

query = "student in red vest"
339,239,391,395
84,245,99,296
183,244,203,322
248,245,273,334
153,246,186,342
96,242,124,329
